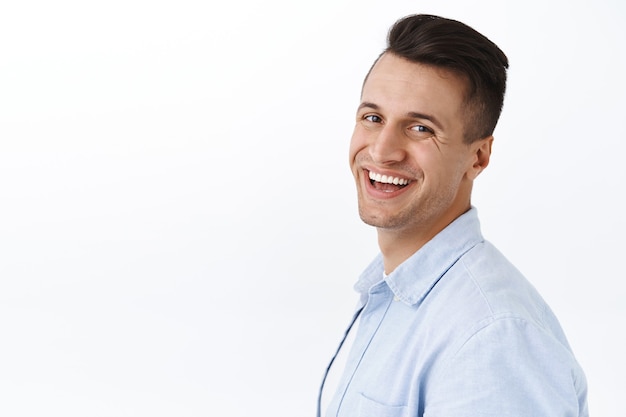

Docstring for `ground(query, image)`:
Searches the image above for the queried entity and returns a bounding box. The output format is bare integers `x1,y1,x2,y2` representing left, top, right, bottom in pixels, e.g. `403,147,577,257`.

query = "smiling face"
349,53,492,248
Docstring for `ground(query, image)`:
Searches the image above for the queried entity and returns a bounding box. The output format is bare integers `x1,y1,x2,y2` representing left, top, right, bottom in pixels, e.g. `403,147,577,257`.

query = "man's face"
349,53,490,239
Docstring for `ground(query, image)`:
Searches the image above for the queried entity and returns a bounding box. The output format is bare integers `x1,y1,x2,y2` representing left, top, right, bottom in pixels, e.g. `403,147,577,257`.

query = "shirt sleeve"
424,317,588,417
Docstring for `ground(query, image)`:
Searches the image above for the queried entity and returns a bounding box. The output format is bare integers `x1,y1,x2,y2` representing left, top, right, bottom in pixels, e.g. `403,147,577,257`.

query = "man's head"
349,14,508,261
365,14,509,143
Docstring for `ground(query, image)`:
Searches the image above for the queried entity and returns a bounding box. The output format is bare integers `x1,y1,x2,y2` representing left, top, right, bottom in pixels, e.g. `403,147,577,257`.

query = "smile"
368,170,410,186
367,170,411,193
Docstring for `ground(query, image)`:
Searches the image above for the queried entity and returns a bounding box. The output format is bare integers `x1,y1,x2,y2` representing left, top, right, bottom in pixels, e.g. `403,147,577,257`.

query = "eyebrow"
358,102,444,130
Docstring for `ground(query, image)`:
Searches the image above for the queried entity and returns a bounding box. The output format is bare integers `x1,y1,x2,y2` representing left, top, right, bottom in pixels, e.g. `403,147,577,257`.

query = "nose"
369,125,406,164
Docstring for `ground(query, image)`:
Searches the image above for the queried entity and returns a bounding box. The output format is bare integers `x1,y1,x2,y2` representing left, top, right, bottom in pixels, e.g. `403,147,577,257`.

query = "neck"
377,203,471,275
377,230,429,275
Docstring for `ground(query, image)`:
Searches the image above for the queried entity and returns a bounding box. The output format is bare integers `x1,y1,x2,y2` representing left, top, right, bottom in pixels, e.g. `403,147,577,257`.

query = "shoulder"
425,315,588,416
416,240,568,352
422,241,588,416
451,240,555,329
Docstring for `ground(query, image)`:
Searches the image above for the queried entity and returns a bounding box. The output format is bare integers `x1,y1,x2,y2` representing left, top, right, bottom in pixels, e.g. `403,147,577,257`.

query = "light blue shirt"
324,208,588,417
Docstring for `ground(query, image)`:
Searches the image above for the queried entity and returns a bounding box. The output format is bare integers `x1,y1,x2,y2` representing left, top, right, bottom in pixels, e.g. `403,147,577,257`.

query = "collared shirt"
324,208,588,417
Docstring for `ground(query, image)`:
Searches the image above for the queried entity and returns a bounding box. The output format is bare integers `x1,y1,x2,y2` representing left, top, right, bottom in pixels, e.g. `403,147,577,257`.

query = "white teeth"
368,171,409,186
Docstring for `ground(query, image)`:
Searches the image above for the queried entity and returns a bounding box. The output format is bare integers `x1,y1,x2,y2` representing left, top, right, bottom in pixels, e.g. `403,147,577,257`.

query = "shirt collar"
354,207,484,306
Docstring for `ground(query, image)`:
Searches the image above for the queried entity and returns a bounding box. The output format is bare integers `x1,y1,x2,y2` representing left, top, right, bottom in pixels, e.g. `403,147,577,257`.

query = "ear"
467,135,493,180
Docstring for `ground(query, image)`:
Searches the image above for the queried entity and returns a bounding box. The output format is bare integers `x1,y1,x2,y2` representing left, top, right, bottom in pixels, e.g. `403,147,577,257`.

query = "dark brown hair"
368,14,509,143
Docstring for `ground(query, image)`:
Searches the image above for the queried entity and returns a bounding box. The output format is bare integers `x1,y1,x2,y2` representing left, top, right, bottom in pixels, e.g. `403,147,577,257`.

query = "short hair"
367,14,509,143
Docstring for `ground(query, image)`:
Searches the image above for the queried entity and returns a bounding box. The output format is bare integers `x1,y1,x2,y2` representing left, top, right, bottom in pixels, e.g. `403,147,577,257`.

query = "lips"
368,170,411,193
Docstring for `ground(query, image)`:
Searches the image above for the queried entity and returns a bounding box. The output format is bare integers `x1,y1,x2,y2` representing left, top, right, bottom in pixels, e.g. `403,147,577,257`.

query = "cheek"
348,128,366,163
441,154,473,184
416,150,462,183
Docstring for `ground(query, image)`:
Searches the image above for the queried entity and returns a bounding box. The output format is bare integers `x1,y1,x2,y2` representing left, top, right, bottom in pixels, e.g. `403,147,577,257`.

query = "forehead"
362,53,468,115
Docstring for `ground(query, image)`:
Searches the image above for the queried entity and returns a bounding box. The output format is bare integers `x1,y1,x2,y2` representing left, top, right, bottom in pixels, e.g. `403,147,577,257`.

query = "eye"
410,124,433,134
409,124,436,139
364,114,383,124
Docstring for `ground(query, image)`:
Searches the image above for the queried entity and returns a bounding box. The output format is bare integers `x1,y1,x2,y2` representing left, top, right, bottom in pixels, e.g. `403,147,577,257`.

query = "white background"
1,0,624,415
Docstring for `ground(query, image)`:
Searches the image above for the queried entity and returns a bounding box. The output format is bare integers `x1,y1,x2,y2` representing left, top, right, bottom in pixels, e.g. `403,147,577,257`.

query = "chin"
358,207,402,229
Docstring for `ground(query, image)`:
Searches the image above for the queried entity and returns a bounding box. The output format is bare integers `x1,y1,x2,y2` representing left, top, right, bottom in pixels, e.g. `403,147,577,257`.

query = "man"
318,14,588,417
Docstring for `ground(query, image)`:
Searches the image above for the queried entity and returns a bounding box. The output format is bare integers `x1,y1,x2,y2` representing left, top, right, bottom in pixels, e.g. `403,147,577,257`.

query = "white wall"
1,0,624,415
